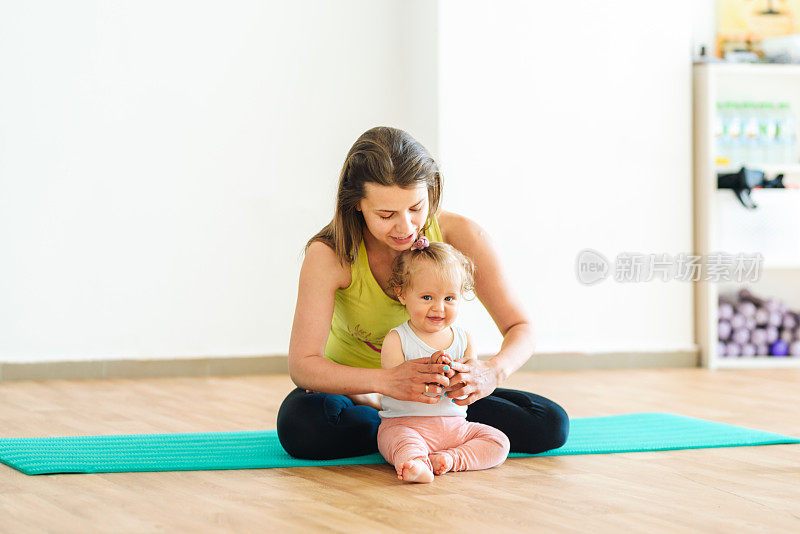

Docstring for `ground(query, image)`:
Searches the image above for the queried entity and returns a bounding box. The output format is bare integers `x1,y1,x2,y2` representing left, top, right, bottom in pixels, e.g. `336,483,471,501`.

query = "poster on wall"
717,0,800,59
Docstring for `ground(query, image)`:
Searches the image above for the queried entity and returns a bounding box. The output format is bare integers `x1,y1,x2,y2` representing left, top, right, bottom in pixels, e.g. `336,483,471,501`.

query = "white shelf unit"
693,63,800,370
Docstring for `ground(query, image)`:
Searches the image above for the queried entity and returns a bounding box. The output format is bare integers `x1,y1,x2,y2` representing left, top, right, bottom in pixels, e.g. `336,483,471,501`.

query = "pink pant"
377,416,510,473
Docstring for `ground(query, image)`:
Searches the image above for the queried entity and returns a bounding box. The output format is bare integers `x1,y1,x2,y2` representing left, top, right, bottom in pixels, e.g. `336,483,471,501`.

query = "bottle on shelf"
718,101,744,167
715,100,799,168
714,102,727,165
758,102,778,164
742,102,760,164
775,102,797,165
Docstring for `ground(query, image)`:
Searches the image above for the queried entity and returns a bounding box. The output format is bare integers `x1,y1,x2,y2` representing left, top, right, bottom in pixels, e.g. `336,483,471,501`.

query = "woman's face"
358,183,429,252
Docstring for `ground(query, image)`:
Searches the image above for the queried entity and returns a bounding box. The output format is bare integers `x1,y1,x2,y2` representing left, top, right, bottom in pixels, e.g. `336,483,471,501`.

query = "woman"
277,126,568,460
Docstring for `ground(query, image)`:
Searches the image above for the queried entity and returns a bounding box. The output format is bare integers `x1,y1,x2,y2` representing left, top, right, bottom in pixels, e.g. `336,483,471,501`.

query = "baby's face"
398,265,462,334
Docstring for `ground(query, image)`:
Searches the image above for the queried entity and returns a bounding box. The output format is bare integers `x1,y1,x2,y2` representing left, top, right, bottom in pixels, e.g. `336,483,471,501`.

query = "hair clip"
410,236,430,250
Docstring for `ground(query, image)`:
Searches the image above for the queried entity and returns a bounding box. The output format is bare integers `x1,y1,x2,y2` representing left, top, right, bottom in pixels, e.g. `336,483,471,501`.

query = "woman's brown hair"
307,127,442,264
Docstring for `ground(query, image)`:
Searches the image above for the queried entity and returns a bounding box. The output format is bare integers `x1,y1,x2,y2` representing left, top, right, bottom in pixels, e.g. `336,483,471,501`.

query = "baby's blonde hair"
389,242,475,297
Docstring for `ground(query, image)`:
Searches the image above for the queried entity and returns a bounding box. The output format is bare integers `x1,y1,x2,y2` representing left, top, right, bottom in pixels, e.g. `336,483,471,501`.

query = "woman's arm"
289,241,381,394
288,242,449,401
439,211,536,400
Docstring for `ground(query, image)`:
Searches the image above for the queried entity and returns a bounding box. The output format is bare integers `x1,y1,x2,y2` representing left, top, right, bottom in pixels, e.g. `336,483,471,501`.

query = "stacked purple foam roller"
718,289,800,357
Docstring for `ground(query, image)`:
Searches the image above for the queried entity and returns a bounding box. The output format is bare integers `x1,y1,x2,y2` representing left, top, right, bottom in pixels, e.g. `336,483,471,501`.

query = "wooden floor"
1,368,799,533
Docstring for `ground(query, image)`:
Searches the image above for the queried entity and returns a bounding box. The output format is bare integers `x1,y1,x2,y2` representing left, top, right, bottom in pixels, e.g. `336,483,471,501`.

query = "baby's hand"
431,351,456,379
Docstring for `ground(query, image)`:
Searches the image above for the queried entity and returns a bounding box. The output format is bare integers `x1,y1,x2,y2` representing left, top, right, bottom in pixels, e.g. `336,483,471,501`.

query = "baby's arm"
381,330,405,370
464,331,476,361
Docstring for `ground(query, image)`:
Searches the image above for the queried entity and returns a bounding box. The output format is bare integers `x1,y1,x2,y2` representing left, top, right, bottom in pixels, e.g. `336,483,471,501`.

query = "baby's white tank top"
379,321,469,418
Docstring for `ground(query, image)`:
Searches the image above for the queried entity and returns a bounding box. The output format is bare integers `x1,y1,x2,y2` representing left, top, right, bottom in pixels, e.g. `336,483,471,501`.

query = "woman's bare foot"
428,453,454,475
396,459,434,483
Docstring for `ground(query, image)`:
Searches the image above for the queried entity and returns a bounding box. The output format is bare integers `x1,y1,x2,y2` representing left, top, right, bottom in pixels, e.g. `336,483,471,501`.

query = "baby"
378,237,510,483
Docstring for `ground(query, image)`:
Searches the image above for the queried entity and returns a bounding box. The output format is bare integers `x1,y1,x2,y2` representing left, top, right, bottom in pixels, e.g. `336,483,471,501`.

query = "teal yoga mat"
1,413,797,476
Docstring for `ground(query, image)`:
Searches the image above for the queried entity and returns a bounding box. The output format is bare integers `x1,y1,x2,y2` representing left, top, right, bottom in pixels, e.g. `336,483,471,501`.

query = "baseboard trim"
516,350,699,371
0,356,289,382
0,350,698,382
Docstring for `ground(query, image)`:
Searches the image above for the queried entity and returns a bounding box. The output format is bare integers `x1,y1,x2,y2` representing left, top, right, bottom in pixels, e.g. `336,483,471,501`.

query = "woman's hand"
444,357,501,406
382,355,451,404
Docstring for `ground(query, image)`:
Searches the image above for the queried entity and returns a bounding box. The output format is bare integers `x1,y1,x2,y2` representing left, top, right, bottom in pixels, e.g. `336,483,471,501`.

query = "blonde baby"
377,237,510,483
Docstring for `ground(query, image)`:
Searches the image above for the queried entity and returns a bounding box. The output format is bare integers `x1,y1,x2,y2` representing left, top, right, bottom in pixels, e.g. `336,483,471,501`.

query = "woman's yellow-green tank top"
324,217,444,369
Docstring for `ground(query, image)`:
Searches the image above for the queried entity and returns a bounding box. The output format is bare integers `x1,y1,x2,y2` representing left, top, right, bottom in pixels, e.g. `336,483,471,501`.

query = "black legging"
276,387,569,460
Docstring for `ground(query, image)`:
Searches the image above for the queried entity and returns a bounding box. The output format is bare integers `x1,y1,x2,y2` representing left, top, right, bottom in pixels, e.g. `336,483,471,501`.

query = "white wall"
439,0,696,354
1,0,701,363
0,0,437,362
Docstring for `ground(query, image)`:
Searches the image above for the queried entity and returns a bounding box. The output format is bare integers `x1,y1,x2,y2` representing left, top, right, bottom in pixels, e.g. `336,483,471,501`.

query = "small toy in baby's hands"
423,352,455,397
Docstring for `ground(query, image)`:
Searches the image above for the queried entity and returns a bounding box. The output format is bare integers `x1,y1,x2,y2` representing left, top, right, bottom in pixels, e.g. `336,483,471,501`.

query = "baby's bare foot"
429,453,454,475
397,459,434,483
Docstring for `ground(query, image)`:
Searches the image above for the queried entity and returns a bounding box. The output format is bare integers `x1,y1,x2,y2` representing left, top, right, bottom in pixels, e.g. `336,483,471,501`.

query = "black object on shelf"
717,167,785,209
